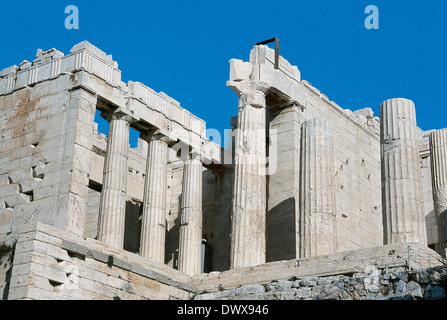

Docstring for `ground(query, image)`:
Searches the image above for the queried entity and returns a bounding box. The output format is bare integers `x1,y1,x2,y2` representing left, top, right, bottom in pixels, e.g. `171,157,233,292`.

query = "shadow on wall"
437,210,447,257
165,195,181,268
425,209,438,249
123,201,142,254
266,197,297,262
0,242,15,300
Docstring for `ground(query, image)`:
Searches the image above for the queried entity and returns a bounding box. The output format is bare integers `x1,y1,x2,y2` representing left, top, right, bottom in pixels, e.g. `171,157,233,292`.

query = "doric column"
229,82,267,269
97,112,132,248
299,118,337,258
139,131,169,263
380,98,427,245
429,128,447,258
178,155,203,275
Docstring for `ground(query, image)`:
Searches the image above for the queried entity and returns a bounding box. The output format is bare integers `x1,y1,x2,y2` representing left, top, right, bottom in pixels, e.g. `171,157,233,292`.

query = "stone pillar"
97,112,131,248
178,155,203,275
56,88,96,236
380,98,427,245
230,85,267,269
429,128,447,258
139,131,169,264
299,118,337,258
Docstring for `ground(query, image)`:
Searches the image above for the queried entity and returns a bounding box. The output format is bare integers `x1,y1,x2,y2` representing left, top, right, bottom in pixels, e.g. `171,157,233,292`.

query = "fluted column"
230,85,267,269
429,128,447,258
139,131,169,263
299,118,337,258
380,98,427,245
178,155,203,275
97,112,131,248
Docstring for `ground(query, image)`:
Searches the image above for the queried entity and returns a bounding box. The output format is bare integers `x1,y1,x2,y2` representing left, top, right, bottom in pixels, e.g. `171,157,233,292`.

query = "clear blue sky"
1,0,446,147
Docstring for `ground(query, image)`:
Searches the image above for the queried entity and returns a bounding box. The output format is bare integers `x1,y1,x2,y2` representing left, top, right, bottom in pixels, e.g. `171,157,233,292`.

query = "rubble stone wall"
193,265,447,300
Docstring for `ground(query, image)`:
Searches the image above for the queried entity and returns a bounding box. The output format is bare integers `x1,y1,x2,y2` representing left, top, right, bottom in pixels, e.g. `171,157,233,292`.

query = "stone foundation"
3,222,445,300
193,265,447,300
6,223,194,300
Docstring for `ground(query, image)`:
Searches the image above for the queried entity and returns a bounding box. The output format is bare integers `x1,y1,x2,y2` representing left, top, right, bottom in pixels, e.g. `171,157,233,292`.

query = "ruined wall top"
228,44,381,138
0,40,122,92
0,41,222,164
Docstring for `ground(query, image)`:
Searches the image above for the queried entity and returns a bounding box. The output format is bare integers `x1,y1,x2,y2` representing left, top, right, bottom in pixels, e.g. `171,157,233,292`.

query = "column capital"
101,109,135,123
140,129,171,144
189,148,202,162
239,90,266,109
227,80,268,108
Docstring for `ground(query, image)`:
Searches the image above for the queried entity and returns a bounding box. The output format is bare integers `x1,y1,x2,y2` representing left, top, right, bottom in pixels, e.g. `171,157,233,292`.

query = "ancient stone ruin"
0,41,446,300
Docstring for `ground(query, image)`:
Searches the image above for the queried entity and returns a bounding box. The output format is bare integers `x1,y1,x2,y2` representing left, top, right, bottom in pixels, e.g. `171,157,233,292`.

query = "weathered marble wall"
0,72,96,238
265,81,383,260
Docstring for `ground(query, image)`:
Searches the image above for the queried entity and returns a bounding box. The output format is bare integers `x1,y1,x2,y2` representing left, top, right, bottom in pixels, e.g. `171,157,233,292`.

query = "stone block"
229,59,253,82
0,65,18,78
424,284,446,300
265,280,293,291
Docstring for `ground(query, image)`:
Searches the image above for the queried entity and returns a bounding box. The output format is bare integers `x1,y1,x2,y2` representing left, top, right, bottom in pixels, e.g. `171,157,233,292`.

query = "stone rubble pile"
193,265,447,300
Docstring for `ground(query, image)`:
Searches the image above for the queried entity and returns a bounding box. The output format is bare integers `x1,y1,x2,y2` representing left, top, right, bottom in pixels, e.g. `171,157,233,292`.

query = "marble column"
380,98,427,245
299,118,337,258
97,112,131,248
230,86,267,269
429,128,447,258
178,155,203,275
139,131,169,264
